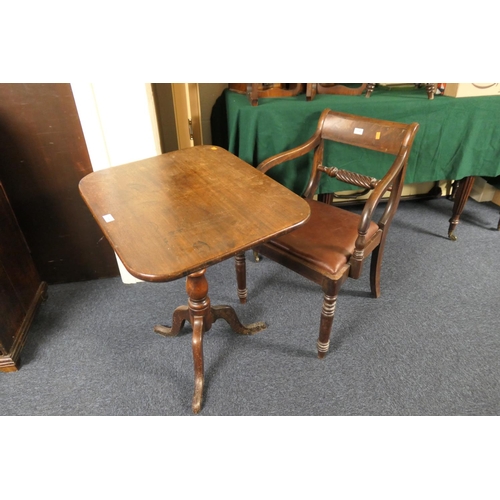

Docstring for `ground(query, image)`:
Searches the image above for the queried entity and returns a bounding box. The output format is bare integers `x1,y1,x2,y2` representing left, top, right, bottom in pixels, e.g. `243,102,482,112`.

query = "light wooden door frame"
72,83,163,284
171,83,203,149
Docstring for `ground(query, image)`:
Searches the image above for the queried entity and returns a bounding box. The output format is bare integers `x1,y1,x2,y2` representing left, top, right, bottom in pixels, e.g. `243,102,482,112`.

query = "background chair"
228,83,304,106
365,83,437,99
235,109,419,358
306,83,368,100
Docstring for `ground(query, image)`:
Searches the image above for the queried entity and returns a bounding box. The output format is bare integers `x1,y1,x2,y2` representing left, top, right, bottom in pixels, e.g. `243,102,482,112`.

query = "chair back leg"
369,244,382,298
369,231,390,298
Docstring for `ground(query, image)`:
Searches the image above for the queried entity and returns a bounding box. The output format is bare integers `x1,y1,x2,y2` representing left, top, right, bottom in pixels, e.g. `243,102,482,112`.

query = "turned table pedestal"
79,146,310,413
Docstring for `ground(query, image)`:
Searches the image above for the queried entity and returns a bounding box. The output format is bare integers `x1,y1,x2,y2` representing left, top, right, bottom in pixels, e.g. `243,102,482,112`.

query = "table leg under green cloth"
219,87,500,241
448,176,476,241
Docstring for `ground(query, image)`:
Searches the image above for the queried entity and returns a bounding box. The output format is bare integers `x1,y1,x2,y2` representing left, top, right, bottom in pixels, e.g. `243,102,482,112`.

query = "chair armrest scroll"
257,133,321,174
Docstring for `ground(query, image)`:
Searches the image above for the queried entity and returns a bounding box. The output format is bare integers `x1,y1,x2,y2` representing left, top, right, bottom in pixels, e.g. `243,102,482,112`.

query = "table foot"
154,305,189,337
211,305,267,335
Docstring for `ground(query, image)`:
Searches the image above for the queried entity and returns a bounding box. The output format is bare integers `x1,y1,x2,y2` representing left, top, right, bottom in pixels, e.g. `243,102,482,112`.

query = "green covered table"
213,86,500,239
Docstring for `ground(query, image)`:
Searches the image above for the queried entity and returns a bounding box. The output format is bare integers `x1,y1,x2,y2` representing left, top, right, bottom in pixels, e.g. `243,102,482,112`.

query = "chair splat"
317,165,388,191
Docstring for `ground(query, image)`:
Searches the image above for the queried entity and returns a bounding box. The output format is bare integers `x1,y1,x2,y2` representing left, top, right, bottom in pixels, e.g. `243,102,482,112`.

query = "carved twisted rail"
317,165,393,192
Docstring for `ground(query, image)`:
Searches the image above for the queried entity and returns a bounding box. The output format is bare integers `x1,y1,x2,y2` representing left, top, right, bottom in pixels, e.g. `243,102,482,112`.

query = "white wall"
71,83,162,283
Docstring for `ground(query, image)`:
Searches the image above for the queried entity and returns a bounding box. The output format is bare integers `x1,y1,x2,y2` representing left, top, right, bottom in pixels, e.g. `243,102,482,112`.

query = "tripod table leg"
191,316,205,414
154,305,189,337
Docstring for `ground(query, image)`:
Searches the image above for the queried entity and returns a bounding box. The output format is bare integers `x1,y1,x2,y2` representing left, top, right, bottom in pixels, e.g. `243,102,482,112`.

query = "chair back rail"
320,110,414,155
318,109,418,155
299,109,418,200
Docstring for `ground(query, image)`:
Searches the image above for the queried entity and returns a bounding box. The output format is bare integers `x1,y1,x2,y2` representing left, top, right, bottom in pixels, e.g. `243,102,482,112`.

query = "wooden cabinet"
0,83,119,284
0,182,47,372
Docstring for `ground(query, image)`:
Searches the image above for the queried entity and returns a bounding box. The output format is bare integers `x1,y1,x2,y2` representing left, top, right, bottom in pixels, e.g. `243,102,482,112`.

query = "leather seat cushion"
266,199,380,275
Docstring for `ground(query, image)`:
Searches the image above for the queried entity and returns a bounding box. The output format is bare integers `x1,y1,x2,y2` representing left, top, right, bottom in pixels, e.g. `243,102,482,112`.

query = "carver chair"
306,83,369,100
234,109,419,358
229,83,304,106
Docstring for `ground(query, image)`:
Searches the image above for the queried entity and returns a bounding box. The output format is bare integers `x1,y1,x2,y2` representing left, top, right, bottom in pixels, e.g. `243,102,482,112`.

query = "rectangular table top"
79,145,310,282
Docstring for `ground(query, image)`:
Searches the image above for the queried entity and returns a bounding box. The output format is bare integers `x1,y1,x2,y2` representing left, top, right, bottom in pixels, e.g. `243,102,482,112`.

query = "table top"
79,145,310,282
212,87,500,195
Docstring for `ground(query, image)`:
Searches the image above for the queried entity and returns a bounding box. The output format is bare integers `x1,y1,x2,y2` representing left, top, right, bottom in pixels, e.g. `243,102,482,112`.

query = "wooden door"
152,83,228,152
152,83,203,151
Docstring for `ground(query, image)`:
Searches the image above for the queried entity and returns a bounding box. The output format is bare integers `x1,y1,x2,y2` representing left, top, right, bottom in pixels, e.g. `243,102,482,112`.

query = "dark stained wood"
0,83,119,284
155,269,267,413
0,182,47,371
448,176,476,240
245,109,419,358
79,146,310,282
79,145,310,413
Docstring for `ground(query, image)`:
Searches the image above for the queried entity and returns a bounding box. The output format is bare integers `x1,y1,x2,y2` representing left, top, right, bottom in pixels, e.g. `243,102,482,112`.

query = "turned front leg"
317,279,345,359
317,293,338,359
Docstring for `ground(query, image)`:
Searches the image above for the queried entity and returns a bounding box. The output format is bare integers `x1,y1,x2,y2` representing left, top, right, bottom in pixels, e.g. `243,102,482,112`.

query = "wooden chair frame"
235,109,419,358
229,84,304,106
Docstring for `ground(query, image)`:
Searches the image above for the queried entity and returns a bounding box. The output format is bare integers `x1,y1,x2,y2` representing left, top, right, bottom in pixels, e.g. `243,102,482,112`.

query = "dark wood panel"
0,263,25,354
0,181,46,360
0,83,119,283
0,183,40,309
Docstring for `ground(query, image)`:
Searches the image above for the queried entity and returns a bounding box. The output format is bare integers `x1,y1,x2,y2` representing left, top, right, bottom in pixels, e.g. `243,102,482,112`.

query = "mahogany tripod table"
79,146,310,413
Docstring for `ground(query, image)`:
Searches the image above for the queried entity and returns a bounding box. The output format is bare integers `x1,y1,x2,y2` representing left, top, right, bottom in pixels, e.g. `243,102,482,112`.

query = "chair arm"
349,149,408,275
257,133,321,174
358,147,409,237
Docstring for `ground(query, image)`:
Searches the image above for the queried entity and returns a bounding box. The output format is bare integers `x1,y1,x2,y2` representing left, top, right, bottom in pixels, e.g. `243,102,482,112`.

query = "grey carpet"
1,197,499,415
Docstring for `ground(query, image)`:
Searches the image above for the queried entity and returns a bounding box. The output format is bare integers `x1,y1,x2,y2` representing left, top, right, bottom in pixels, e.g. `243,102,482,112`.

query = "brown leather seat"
235,109,419,358
268,199,379,277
